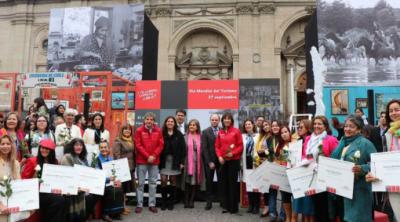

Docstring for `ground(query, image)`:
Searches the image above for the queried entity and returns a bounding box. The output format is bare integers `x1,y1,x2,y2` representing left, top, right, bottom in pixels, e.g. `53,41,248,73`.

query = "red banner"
188,80,239,109
135,80,161,109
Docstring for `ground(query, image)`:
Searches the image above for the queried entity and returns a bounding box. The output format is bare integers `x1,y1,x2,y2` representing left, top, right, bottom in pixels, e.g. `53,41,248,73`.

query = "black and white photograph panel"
47,4,144,82
317,0,400,86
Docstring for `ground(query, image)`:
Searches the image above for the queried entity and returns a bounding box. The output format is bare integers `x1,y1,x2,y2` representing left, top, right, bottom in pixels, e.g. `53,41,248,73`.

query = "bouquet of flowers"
90,151,99,168
57,127,72,146
0,175,13,222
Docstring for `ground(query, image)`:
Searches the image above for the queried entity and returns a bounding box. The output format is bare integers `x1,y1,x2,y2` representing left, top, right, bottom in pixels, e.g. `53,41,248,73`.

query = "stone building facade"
0,0,315,116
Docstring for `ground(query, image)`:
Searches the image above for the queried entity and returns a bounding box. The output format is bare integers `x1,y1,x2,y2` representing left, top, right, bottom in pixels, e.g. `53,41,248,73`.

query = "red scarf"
188,133,202,183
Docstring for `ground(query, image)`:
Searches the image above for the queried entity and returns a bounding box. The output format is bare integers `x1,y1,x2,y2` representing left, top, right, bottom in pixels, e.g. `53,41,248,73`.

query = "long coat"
331,135,376,222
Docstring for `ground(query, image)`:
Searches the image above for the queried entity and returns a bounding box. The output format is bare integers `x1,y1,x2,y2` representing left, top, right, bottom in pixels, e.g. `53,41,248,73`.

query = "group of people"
0,97,400,222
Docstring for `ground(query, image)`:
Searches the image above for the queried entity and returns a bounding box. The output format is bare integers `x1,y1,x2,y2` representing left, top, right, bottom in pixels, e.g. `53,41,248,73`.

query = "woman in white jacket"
83,113,110,145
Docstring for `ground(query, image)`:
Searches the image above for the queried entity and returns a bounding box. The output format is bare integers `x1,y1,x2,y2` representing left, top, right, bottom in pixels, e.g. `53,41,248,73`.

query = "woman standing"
303,116,338,222
113,124,135,215
0,135,29,222
50,104,65,131
183,119,203,208
241,119,259,214
367,99,400,221
215,113,243,214
61,138,91,222
83,113,110,145
159,117,185,210
330,116,376,222
21,139,66,222
291,120,315,222
255,120,272,217
33,97,49,119
276,125,293,222
97,140,125,222
25,115,55,156
0,112,29,161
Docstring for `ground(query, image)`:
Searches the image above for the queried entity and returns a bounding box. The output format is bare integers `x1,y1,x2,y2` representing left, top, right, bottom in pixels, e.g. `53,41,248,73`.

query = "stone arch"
274,9,311,50
169,19,238,57
29,24,49,71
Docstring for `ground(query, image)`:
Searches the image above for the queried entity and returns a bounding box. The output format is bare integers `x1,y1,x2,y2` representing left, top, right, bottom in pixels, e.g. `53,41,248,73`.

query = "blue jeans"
268,188,278,217
136,164,159,207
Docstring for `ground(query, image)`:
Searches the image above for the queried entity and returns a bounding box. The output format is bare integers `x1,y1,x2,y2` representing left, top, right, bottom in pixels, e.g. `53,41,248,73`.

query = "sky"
321,0,400,9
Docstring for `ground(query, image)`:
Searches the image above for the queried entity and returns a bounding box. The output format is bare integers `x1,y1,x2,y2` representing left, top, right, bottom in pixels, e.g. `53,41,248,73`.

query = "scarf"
94,129,102,144
121,135,133,146
254,135,269,166
389,120,400,137
187,133,202,183
306,131,327,159
246,134,255,156
331,134,362,160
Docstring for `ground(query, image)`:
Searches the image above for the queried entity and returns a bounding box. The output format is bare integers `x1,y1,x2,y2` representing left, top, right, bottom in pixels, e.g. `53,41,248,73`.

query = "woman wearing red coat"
215,112,243,214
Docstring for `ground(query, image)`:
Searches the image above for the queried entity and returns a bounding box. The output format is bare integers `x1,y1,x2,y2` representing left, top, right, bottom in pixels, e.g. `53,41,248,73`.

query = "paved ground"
93,203,267,222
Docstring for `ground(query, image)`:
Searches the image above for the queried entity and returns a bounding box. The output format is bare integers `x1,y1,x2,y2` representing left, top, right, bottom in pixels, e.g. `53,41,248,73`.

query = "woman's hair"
354,108,364,115
0,135,17,176
65,138,87,160
221,112,234,129
118,123,133,139
241,119,256,134
270,120,282,136
37,145,57,175
55,104,65,116
276,125,291,157
385,99,400,125
162,116,179,135
299,119,312,136
331,117,342,129
34,115,51,134
91,113,105,131
34,97,49,113
312,115,332,135
259,120,271,139
188,119,201,134
4,112,21,130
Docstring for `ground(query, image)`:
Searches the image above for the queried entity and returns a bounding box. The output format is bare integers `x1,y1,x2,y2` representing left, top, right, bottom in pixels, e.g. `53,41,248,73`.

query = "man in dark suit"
175,109,188,135
201,113,220,210
370,112,387,153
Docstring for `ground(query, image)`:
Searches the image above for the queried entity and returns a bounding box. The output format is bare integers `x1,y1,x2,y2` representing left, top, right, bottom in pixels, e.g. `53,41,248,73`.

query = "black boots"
168,186,176,210
247,192,260,214
161,186,168,211
162,186,177,211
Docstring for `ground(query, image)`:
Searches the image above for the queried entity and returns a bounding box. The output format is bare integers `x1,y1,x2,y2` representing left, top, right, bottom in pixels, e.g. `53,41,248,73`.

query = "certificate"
40,164,78,195
316,156,354,199
288,140,303,167
371,151,400,192
102,158,131,183
287,163,323,199
0,178,40,211
85,144,99,166
74,165,106,196
263,162,292,193
245,167,270,193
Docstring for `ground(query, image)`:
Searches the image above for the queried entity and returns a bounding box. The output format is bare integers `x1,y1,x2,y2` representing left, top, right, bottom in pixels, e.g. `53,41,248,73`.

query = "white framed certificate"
287,163,323,199
371,151,400,192
316,156,354,199
102,158,131,183
245,168,270,193
262,162,291,193
40,164,78,195
0,178,40,211
288,140,303,167
74,165,106,196
85,144,99,166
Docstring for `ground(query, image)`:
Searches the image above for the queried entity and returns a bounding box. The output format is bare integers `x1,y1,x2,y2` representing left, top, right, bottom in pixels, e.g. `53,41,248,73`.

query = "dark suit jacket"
201,127,218,166
370,126,384,153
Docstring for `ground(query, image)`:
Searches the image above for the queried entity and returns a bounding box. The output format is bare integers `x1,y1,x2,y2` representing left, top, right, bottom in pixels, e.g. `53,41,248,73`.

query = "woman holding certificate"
83,113,110,145
159,117,185,210
61,138,93,222
21,139,66,222
331,116,376,222
303,116,338,222
241,119,259,214
215,112,243,214
367,99,400,221
0,134,23,222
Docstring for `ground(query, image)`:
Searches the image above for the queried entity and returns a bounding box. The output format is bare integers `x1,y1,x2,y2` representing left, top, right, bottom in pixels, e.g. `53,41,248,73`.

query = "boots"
247,192,254,213
161,186,168,211
253,193,260,214
168,186,176,210
189,185,197,208
184,184,190,208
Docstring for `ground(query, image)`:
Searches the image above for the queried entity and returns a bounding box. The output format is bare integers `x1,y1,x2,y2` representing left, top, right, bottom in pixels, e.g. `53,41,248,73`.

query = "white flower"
354,150,361,159
3,176,8,181
230,144,235,149
35,165,41,171
265,149,270,155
